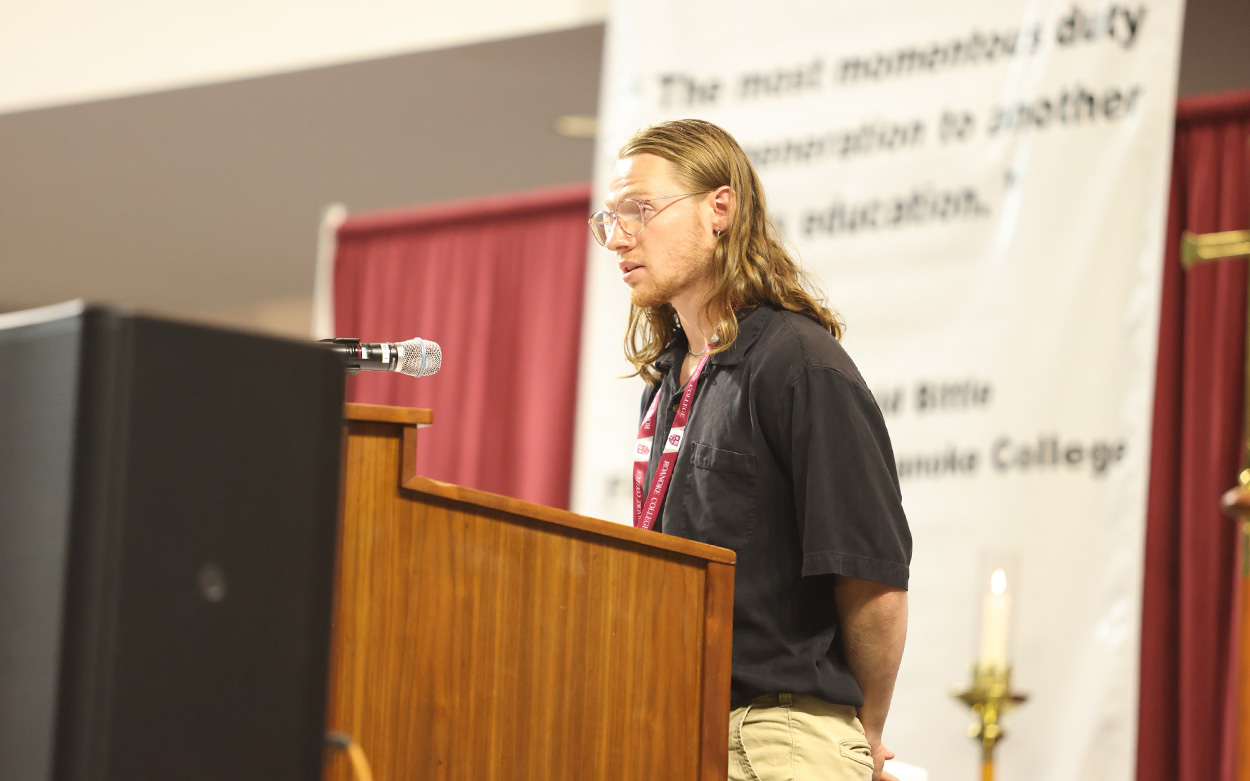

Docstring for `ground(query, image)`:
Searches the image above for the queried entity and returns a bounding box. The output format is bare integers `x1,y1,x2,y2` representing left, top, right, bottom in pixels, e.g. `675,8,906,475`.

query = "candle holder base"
953,663,1028,780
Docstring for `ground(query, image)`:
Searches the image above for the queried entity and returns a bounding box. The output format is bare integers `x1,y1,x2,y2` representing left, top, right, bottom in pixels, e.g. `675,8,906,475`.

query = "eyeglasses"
588,191,711,247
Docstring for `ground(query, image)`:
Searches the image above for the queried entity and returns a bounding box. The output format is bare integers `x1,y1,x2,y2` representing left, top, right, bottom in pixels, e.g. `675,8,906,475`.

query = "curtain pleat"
332,184,591,509
1138,90,1250,781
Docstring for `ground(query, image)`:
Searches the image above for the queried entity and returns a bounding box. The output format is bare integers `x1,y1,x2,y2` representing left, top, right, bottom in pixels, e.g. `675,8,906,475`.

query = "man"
590,119,912,781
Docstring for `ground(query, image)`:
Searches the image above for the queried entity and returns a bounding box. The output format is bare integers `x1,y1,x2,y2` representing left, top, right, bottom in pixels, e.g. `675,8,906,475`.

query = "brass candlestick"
953,663,1028,781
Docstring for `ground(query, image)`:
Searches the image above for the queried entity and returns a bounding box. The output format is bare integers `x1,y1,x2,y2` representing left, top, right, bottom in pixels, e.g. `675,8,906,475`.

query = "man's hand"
870,741,899,781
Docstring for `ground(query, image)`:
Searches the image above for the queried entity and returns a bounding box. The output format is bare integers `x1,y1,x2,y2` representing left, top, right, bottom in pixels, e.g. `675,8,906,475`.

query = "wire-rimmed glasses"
588,191,712,247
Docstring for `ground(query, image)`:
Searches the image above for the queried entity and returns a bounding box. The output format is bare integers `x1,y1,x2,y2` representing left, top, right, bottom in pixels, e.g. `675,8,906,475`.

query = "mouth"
617,258,645,283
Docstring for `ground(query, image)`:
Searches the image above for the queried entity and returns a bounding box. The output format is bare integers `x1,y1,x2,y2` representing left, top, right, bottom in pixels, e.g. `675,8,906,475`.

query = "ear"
710,185,736,229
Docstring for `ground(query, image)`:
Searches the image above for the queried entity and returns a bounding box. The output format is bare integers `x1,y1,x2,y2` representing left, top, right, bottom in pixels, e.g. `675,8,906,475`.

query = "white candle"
979,569,1012,667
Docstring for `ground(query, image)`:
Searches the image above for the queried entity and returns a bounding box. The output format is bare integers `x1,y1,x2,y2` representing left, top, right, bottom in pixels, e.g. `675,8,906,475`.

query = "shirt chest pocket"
680,441,758,551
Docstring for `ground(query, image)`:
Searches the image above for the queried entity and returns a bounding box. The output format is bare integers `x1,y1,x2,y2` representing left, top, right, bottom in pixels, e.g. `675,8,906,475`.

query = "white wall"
1,0,607,115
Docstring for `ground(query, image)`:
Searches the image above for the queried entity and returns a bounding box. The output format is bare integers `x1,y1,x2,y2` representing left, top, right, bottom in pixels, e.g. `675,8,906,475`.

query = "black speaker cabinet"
0,303,345,781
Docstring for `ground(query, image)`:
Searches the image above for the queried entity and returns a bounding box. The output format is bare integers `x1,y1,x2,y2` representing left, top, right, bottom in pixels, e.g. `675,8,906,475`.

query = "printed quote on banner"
588,2,1162,490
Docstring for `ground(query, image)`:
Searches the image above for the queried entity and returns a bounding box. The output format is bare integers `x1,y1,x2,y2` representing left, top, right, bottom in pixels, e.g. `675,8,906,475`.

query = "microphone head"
396,338,442,377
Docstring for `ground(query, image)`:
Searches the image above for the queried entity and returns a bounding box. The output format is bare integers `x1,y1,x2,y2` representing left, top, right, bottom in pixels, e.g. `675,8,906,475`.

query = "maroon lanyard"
632,350,713,530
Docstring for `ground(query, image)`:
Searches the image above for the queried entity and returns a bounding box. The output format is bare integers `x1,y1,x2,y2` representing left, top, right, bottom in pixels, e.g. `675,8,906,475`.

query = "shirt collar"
653,306,775,373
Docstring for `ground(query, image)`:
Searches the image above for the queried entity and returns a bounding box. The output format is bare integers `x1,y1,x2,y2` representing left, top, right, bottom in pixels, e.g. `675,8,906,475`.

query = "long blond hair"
620,119,842,383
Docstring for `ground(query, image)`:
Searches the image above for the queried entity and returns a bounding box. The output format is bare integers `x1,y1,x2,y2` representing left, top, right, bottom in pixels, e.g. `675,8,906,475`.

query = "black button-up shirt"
640,305,911,708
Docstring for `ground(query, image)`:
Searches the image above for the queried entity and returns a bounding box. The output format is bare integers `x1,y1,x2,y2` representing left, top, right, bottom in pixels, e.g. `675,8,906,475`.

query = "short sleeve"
785,367,911,588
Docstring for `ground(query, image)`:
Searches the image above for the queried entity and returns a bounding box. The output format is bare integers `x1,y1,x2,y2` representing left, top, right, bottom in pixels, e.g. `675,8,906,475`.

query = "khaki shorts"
728,693,875,781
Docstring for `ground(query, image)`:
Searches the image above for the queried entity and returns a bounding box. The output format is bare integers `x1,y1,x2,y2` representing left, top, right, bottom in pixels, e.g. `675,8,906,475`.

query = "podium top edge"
344,403,433,426
401,475,738,566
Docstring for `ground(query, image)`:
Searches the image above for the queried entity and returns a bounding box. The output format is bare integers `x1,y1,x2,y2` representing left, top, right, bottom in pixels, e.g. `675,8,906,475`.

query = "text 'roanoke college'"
896,434,1128,480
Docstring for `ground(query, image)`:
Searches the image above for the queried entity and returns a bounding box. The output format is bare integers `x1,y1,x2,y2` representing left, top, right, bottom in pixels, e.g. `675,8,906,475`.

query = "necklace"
686,331,720,358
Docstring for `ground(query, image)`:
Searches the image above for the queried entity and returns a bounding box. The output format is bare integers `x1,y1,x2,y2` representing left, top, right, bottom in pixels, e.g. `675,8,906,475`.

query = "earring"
714,228,722,238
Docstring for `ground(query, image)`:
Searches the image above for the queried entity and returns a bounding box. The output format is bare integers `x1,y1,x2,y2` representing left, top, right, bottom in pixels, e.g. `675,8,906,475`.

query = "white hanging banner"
572,1,1184,778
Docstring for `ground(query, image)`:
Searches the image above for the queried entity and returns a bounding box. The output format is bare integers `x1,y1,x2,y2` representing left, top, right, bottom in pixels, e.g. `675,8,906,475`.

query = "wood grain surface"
325,408,735,781
344,402,433,426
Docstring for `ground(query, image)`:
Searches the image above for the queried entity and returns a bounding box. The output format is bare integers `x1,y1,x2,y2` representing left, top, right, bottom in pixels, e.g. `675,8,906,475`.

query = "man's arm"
834,575,908,781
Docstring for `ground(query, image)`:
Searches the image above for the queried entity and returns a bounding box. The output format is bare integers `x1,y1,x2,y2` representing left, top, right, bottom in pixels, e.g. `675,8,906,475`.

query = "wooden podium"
324,404,736,781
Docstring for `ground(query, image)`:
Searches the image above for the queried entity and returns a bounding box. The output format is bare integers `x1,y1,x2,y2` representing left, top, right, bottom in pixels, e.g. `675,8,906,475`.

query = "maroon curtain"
1138,90,1250,781
333,184,590,509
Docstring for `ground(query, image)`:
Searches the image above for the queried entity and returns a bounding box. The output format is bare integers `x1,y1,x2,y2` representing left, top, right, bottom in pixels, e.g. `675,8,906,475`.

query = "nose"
604,216,634,251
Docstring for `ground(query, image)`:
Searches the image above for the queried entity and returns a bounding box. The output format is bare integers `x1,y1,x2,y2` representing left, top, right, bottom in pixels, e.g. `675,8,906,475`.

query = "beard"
629,275,682,309
628,222,716,310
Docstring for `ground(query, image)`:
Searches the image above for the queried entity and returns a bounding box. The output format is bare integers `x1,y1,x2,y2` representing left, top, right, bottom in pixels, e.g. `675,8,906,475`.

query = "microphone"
319,337,442,377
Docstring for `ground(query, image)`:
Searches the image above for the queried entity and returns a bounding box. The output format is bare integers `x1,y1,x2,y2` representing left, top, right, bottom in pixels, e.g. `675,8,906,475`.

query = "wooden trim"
399,426,420,483
344,402,732,563
343,402,432,426
699,561,735,781
401,473,737,566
